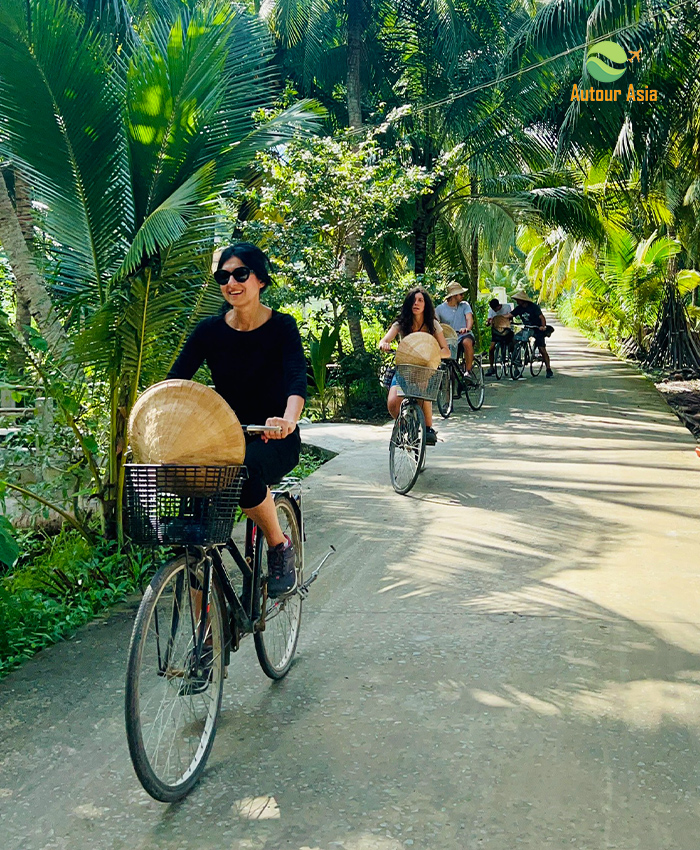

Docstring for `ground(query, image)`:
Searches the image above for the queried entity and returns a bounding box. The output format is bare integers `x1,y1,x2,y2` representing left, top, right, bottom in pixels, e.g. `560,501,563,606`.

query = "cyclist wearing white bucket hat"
435,281,475,380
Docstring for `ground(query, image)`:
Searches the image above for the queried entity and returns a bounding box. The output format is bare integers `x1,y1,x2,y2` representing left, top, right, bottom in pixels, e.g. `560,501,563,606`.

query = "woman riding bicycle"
379,286,450,445
167,243,307,597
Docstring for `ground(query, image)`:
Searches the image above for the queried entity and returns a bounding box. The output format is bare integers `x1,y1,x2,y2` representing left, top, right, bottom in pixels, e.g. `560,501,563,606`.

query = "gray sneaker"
267,536,297,598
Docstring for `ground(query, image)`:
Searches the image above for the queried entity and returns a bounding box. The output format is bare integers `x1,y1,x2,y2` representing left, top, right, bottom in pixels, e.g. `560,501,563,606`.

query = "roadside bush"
337,350,387,421
0,528,163,678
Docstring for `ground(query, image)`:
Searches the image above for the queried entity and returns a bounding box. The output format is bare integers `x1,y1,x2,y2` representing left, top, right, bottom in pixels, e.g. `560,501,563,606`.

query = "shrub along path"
1,320,700,849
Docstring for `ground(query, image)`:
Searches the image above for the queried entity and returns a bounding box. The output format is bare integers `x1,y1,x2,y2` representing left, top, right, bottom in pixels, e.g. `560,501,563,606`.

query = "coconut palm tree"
0,0,319,539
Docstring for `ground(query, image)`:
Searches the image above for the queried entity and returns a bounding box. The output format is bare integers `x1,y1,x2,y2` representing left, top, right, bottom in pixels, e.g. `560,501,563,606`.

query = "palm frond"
0,0,133,305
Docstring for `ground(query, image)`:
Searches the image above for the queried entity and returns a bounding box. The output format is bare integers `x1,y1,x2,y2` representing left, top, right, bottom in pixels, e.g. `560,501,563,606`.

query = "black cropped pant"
239,428,301,509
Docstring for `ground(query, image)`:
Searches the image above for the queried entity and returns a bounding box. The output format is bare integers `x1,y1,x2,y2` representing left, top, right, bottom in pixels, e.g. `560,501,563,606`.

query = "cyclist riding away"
167,242,307,597
506,290,554,379
435,281,475,379
486,297,513,376
380,286,450,446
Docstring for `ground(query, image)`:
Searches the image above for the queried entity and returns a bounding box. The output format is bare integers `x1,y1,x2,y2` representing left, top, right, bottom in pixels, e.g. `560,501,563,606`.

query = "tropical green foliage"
0,0,320,541
231,131,428,313
309,322,342,420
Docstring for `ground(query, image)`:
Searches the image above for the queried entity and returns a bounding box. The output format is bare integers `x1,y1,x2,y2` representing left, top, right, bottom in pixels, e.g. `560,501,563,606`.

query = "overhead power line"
351,0,696,130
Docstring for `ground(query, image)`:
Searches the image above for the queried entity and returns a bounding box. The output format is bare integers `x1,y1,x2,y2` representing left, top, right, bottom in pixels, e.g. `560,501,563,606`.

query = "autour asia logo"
571,40,658,103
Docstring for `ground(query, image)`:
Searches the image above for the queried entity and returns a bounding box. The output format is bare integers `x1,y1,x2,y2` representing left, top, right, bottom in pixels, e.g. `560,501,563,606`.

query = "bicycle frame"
182,477,305,665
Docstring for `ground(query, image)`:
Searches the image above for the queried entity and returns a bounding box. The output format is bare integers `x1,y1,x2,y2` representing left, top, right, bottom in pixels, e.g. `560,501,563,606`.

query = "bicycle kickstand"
298,545,336,598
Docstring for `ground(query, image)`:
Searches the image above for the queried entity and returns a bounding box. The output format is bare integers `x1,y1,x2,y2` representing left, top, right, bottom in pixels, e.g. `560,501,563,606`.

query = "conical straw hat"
440,323,458,339
396,333,442,369
129,380,246,466
492,314,512,331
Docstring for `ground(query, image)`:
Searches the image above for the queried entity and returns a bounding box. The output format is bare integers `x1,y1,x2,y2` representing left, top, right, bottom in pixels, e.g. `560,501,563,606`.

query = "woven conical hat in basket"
129,380,246,494
440,323,458,339
396,333,442,370
492,314,512,331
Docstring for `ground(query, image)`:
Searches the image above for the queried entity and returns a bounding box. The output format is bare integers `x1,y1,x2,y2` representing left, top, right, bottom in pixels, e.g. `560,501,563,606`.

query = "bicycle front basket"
394,364,444,401
447,338,459,359
123,464,246,546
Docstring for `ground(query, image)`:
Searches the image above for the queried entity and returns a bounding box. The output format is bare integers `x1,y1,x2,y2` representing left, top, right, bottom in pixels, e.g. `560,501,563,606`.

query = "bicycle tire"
125,554,225,802
494,343,504,380
530,342,544,376
389,401,425,494
254,494,303,680
466,358,485,410
510,343,525,379
436,364,453,418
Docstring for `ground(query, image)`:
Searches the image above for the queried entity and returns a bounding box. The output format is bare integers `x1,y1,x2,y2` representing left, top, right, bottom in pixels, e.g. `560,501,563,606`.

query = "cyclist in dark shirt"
507,290,553,378
168,243,307,596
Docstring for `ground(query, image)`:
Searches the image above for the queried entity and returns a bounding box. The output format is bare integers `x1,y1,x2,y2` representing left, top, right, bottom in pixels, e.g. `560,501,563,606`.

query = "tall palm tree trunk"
469,172,479,304
414,220,429,275
0,169,71,364
346,0,362,129
12,170,33,339
343,0,365,352
470,231,479,305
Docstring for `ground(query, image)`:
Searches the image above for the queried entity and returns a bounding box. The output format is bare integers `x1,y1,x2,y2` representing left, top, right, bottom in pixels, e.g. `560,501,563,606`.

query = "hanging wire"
349,0,696,133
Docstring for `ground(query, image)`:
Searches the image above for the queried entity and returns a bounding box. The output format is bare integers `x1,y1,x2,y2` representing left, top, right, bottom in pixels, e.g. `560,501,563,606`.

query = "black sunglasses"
214,266,252,286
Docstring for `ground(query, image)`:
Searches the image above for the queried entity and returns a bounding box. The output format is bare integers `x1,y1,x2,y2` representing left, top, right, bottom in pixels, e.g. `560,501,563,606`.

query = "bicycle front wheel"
254,494,303,680
436,364,453,418
530,343,544,376
125,554,225,802
494,344,504,380
389,401,426,494
466,358,485,410
511,343,525,379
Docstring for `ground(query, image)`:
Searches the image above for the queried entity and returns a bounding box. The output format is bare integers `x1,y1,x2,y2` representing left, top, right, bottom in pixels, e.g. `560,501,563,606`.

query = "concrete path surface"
2,321,700,850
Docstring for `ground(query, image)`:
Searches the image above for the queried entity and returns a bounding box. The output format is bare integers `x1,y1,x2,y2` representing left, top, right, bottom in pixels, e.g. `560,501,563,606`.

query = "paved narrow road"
2,322,700,850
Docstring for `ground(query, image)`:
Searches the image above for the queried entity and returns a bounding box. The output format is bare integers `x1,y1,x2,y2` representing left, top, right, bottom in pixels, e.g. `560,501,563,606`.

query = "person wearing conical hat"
435,281,475,382
506,291,553,378
379,286,451,446
168,243,307,598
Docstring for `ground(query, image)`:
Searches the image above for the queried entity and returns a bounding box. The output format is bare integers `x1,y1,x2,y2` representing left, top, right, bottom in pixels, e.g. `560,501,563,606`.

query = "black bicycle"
510,324,545,380
491,333,513,380
436,339,485,418
123,428,333,802
388,363,443,494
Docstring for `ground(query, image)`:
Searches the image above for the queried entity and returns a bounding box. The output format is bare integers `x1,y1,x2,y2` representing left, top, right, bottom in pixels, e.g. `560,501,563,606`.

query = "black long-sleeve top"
168,310,307,427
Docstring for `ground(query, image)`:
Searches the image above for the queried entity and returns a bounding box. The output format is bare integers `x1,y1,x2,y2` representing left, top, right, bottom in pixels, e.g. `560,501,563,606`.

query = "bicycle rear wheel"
510,342,525,379
125,554,225,802
530,343,544,376
466,358,485,410
389,401,426,494
254,494,303,680
436,364,453,418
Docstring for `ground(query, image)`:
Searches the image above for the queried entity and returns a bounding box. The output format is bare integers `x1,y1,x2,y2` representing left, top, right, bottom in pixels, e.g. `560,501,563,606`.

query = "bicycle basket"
123,464,246,546
394,364,444,401
447,338,459,359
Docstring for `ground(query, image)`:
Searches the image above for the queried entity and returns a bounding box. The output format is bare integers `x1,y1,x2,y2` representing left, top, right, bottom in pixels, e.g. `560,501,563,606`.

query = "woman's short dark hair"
397,286,437,338
217,242,273,290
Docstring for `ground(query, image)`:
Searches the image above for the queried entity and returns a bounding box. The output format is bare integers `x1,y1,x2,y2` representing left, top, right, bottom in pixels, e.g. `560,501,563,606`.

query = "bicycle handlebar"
242,425,283,433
